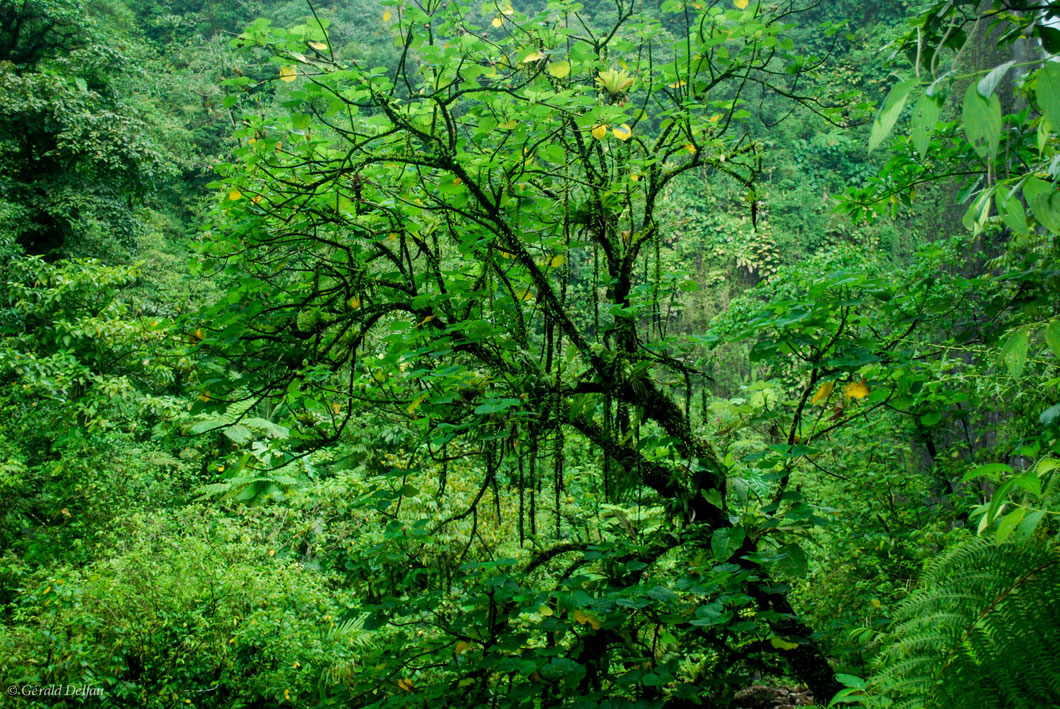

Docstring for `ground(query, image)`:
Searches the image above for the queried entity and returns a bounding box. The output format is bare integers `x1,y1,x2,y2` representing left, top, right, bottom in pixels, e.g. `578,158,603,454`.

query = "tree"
197,0,860,701
0,0,174,259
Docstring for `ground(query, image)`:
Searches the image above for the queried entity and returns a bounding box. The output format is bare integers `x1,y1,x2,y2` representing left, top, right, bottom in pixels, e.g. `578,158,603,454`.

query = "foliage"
0,509,369,707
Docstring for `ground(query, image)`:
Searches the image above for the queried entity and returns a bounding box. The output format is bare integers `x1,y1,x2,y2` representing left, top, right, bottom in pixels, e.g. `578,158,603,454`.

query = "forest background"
1,0,1059,707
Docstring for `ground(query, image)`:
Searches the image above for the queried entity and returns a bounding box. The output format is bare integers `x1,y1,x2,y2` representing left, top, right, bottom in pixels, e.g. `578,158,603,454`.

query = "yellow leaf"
734,0,750,8
500,2,514,15
591,124,608,140
549,254,565,269
521,50,544,63
668,80,687,88
268,549,276,557
331,403,341,414
548,60,571,79
871,599,882,609
573,609,602,630
308,40,327,51
770,636,799,650
397,678,414,691
416,315,434,327
684,143,697,154
407,394,427,415
498,120,518,130
812,381,834,405
454,640,472,655
42,586,51,595
453,176,463,186
612,123,632,141
279,65,297,82
348,296,361,309
383,10,392,22
844,379,870,399
228,189,242,201
516,288,534,302
251,195,263,204
491,16,503,28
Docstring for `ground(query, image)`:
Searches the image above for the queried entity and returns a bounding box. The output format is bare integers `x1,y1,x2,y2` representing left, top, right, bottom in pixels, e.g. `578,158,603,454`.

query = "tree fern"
871,538,1060,708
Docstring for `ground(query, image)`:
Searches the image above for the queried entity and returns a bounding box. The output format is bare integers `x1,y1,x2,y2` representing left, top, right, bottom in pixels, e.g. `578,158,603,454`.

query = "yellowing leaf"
516,288,534,301
844,379,870,400
228,189,242,201
500,2,514,15
870,599,882,609
452,176,463,186
498,120,518,130
734,0,750,8
268,549,276,557
573,609,602,630
416,315,434,327
770,636,799,650
279,65,297,82
612,123,632,141
521,50,544,63
668,80,687,88
683,143,697,154
397,678,413,691
491,16,503,28
454,640,472,655
251,195,263,204
591,124,608,140
812,381,834,405
348,296,361,309
407,393,427,415
538,605,554,616
548,60,571,79
549,254,565,269
383,10,392,22
308,40,327,51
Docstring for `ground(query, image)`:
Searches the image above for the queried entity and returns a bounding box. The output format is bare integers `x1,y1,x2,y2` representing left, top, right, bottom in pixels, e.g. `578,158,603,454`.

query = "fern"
871,538,1060,708
322,614,373,687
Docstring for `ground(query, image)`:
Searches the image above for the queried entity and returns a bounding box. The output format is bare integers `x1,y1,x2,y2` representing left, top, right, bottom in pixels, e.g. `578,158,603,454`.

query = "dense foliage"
1,0,1058,707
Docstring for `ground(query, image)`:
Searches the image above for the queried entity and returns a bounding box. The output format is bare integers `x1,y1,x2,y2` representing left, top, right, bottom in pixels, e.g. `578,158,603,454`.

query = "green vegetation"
1,0,1058,707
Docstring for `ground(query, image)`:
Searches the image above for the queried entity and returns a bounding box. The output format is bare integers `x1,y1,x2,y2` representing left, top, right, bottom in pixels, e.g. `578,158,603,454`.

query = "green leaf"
710,525,745,562
911,92,941,157
995,507,1025,543
1034,60,1060,137
999,329,1028,379
962,83,1002,160
869,79,917,152
1023,176,1060,234
1045,320,1060,358
977,60,1014,99
835,674,866,690
1035,24,1060,56
997,189,1028,235
961,462,1013,483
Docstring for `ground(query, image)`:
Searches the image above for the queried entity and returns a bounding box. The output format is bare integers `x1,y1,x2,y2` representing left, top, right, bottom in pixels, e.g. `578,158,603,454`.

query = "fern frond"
871,538,1060,708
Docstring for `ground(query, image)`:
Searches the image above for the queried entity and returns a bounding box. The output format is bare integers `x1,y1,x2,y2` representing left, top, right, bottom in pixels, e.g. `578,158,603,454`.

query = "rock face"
732,685,814,709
